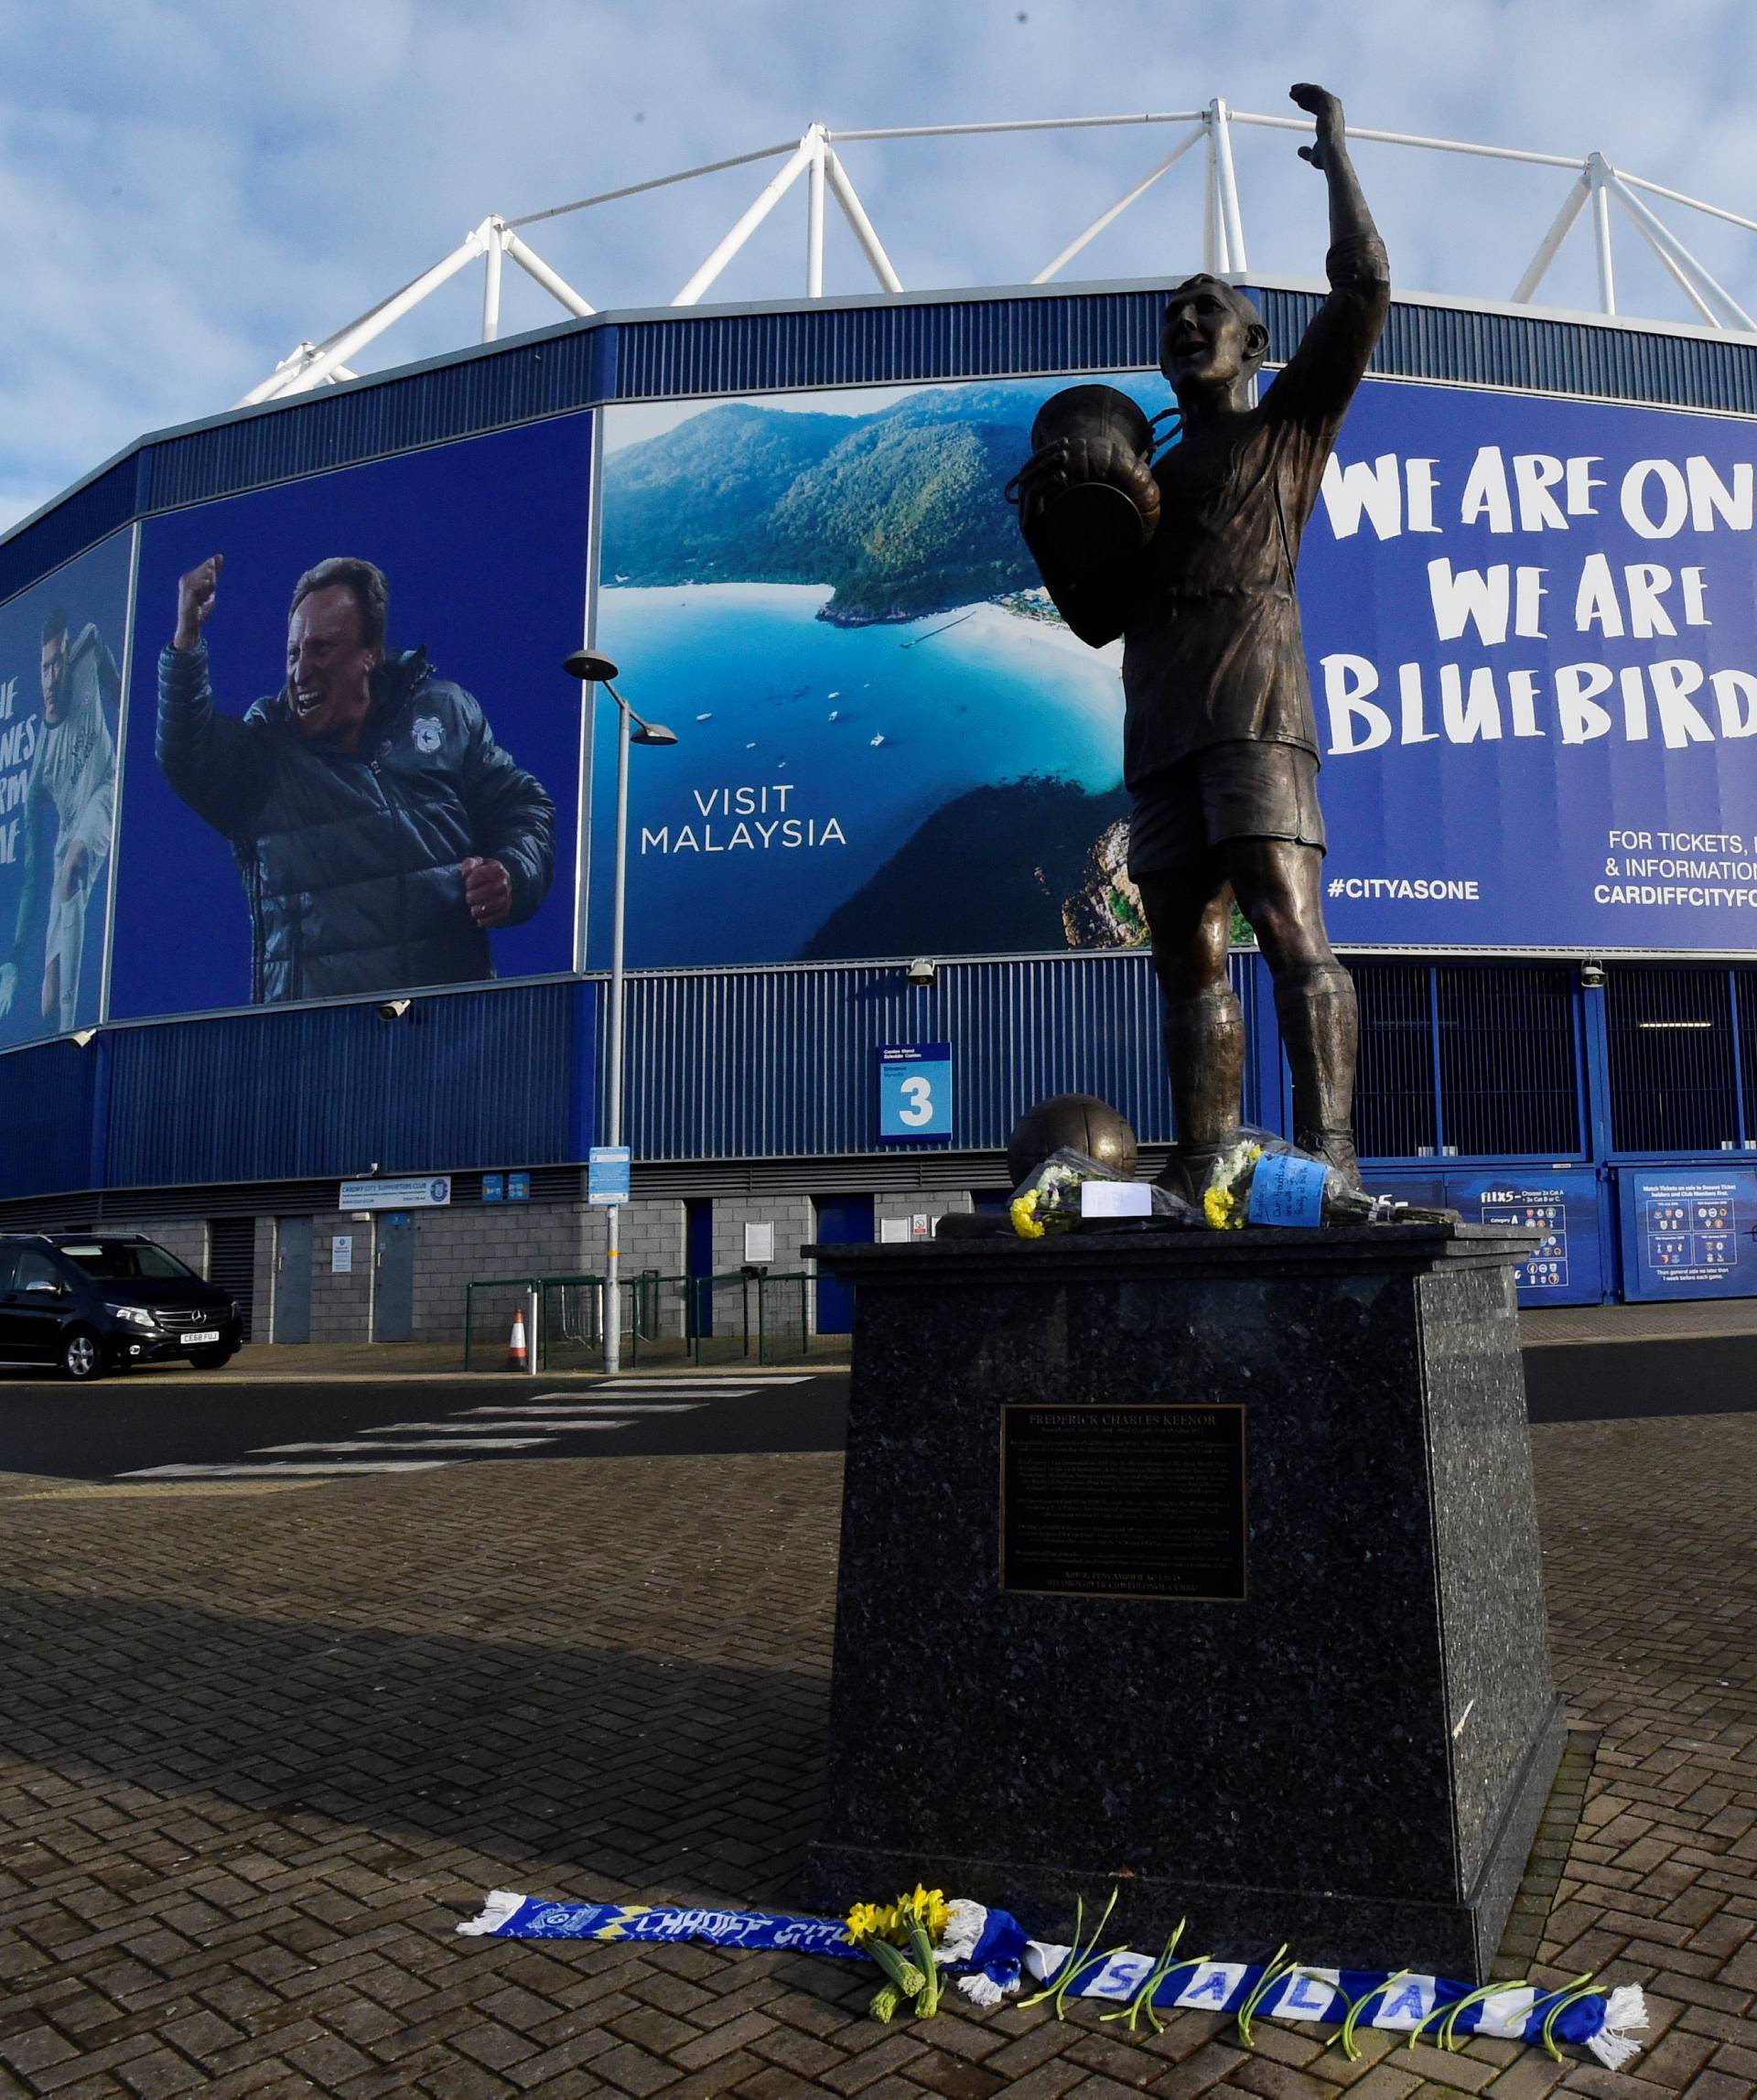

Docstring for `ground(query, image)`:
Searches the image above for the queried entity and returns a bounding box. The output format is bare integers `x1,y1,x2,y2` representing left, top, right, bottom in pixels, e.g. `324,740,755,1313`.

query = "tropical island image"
595,379,1177,965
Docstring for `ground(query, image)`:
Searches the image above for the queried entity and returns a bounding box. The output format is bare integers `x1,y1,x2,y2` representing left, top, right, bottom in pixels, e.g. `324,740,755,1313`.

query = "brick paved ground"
0,1415,1752,2099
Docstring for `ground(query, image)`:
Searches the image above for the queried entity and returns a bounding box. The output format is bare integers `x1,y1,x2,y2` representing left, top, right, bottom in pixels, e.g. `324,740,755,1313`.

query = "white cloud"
0,0,1752,532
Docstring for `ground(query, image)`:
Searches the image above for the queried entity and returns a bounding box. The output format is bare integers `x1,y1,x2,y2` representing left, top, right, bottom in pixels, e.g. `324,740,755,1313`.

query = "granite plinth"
805,1225,1563,1982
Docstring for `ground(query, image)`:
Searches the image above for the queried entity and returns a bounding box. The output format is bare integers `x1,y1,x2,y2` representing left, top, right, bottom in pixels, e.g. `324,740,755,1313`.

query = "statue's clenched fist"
173,554,224,652
1290,82,1346,172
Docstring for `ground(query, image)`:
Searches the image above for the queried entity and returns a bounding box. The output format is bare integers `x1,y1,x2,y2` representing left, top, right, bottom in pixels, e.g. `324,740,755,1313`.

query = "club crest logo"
412,716,443,754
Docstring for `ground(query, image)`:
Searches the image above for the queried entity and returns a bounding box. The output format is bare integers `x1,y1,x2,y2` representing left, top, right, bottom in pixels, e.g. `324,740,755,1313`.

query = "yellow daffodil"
846,1901,897,1944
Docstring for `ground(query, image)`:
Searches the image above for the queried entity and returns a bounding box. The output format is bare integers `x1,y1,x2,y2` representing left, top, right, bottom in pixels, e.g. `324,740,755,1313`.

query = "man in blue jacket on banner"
158,554,555,1004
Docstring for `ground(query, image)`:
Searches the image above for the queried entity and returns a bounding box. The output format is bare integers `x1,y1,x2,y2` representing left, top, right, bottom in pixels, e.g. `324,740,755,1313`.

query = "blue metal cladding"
103,981,584,1189
608,290,1170,399
139,336,611,513
0,1039,100,1197
7,278,1757,608
612,953,1256,1160
0,457,141,608
1256,288,1757,414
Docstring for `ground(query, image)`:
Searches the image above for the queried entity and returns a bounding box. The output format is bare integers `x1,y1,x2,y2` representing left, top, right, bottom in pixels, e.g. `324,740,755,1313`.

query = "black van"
0,1234,243,1381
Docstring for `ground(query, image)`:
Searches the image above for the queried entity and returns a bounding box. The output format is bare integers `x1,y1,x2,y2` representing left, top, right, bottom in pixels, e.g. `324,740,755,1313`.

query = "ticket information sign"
1368,1168,1604,1304
1618,1166,1757,1300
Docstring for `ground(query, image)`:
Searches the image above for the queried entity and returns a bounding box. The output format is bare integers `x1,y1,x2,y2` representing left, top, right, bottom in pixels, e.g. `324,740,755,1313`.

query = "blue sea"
587,584,1125,966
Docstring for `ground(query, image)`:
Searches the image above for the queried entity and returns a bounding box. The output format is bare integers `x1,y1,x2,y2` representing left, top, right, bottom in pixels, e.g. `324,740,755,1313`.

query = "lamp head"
564,649,620,683
632,721,678,747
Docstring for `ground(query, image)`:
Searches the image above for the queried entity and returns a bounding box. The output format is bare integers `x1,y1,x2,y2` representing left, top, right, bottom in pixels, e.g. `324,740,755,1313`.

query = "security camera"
1579,961,1606,989
68,1028,98,1049
905,958,937,986
376,997,412,1019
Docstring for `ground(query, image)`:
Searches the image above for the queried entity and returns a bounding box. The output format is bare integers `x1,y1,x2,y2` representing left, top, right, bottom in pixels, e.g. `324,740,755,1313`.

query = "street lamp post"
564,649,677,1377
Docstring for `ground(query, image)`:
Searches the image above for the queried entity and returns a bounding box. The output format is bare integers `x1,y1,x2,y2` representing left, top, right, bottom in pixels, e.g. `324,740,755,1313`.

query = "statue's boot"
1157,985,1245,1204
1275,963,1364,1191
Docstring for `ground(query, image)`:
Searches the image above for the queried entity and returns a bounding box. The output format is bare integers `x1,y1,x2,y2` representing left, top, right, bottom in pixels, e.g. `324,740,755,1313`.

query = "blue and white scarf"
457,1893,1646,2070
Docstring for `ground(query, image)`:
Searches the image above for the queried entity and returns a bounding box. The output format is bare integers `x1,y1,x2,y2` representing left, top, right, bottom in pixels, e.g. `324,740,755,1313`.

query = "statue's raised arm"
1267,84,1390,434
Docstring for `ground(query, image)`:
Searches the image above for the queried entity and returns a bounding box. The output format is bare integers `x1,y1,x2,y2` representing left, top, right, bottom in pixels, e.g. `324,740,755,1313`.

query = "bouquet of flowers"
844,1887,1032,2019
1008,1148,1198,1239
1202,1127,1459,1232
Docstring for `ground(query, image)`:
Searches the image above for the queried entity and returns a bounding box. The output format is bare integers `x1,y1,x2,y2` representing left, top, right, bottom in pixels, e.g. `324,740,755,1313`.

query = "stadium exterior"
5,253,1757,1339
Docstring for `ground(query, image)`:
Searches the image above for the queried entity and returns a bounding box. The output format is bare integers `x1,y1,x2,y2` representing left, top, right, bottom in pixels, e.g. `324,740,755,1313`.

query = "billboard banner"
109,415,593,1020
1306,380,1757,954
0,531,132,1048
590,373,1757,968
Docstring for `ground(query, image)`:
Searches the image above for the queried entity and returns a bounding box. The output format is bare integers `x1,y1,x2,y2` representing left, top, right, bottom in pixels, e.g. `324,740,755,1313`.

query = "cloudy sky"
2,0,1752,534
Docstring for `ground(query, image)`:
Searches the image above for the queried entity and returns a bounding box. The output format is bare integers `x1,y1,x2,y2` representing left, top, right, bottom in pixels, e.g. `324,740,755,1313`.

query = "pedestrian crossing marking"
593,1374,813,1388
253,1437,556,1454
461,1404,701,1417
119,1462,449,1479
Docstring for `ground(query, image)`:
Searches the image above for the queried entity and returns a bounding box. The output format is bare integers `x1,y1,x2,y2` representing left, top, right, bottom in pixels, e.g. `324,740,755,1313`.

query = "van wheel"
60,1328,105,1382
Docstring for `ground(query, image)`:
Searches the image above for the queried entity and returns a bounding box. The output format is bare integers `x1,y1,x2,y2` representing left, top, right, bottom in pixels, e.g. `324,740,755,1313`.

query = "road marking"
461,1403,700,1417
593,1388,759,1398
253,1437,555,1454
594,1374,814,1388
455,1415,689,1429
353,1418,530,1433
118,1462,449,1479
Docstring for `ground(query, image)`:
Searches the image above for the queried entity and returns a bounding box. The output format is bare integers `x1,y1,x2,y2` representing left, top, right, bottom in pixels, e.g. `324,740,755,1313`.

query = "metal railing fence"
463,1268,823,1371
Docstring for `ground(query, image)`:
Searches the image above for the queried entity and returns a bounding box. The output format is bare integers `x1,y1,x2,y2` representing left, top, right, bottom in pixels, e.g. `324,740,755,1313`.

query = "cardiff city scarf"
457,1893,1646,2069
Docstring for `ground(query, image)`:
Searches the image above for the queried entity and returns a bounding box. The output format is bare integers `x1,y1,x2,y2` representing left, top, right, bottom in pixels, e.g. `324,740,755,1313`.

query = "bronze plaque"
1000,1404,1246,1601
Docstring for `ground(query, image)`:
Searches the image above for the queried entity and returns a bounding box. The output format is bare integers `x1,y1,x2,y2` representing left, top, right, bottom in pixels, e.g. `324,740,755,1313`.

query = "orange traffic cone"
506,1306,529,1371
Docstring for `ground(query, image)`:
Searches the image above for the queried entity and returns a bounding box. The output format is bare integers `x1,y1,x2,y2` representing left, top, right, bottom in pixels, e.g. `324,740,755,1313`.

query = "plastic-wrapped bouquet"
1202,1126,1459,1232
844,1888,1032,2019
1009,1148,1198,1238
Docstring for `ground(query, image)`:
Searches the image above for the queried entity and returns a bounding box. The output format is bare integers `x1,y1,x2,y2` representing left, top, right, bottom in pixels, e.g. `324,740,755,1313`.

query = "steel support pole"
1510,172,1591,304
253,228,486,399
481,221,503,342
824,149,903,292
1032,124,1203,284
674,135,815,305
501,231,596,316
1202,121,1219,272
603,688,632,1378
1606,171,1756,330
807,129,826,296
1211,97,1247,273
1590,156,1617,316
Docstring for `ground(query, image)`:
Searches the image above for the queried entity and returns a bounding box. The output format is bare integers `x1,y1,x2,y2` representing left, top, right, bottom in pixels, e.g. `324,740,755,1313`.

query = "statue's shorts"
1126,740,1325,880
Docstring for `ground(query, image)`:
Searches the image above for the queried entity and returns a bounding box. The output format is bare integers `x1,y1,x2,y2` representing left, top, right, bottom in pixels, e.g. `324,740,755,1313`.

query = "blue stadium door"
685,1197,715,1339
812,1194,873,1335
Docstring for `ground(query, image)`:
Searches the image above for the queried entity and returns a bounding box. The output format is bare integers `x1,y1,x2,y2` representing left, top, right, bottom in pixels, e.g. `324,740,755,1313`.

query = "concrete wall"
251,1216,275,1339
109,1219,210,1277
108,1182,987,1351
874,1190,974,1243
309,1211,373,1343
